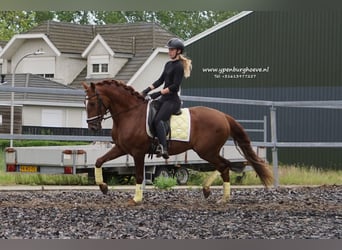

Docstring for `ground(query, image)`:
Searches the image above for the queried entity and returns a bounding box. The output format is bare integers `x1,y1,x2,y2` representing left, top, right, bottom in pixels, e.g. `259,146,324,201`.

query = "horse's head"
82,81,108,131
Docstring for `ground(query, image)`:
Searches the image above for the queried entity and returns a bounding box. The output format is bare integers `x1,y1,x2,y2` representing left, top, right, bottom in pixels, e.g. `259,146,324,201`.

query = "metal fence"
1,85,342,186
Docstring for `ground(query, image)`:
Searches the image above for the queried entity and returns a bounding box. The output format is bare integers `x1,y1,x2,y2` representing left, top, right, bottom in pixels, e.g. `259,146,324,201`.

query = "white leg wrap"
203,170,220,188
223,182,231,201
133,184,143,203
95,167,103,184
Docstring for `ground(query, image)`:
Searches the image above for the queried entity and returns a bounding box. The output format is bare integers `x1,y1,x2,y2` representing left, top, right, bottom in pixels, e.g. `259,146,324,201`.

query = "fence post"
270,106,279,187
263,115,267,143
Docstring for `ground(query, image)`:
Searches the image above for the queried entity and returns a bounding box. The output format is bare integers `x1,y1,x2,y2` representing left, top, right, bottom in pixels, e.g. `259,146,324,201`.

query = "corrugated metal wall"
182,11,342,168
0,106,22,134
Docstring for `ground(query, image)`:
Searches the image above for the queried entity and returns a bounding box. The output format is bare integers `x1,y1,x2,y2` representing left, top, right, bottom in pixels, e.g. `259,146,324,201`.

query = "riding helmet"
166,38,185,53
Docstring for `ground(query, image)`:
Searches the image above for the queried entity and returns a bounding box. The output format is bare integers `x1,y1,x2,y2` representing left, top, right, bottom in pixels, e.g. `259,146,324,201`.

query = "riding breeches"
153,99,181,147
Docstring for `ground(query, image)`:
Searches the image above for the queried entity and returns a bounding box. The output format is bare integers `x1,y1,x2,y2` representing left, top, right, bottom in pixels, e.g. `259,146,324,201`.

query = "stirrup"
156,144,169,159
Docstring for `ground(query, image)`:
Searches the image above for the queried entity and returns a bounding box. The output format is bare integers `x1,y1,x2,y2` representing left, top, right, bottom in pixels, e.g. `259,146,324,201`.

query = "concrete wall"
129,50,169,92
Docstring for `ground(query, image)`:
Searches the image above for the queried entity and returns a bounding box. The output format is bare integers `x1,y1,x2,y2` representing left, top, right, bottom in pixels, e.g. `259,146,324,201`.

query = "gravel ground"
0,185,340,239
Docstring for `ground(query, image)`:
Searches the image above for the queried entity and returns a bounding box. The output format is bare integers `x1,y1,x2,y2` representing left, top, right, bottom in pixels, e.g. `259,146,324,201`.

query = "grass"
277,165,342,185
0,172,89,186
0,140,341,186
0,139,89,149
0,164,341,186
186,165,342,186
153,176,178,190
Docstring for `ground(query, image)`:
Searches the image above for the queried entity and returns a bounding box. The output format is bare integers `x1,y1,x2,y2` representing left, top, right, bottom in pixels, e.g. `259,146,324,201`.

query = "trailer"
4,140,266,185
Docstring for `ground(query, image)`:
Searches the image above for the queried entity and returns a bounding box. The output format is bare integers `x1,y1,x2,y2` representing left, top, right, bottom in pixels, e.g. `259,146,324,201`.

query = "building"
181,11,342,168
0,21,175,133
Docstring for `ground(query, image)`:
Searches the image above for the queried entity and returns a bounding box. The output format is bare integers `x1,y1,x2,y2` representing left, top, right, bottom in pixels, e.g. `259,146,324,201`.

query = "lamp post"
10,49,45,147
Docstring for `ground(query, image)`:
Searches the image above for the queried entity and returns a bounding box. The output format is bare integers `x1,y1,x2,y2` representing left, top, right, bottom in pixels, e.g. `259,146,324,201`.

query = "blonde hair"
179,54,192,78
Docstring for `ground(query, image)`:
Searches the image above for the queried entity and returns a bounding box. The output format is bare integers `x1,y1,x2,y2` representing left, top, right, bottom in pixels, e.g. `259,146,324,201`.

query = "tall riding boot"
155,121,169,159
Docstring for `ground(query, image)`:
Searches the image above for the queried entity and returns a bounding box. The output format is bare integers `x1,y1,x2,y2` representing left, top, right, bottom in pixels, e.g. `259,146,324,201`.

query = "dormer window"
90,55,109,74
92,63,108,73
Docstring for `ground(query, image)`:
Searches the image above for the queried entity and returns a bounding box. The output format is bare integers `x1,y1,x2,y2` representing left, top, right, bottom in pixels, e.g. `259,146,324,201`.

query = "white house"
0,21,175,133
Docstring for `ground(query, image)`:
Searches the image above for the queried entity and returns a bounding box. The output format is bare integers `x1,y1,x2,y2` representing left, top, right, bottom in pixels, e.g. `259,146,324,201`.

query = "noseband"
85,90,111,125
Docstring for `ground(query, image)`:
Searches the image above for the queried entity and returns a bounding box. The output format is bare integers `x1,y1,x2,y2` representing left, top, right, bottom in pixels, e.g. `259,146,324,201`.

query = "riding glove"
141,87,152,97
149,91,162,99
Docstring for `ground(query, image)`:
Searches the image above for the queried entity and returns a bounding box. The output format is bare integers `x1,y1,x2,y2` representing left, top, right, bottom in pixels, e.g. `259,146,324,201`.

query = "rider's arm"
166,62,184,93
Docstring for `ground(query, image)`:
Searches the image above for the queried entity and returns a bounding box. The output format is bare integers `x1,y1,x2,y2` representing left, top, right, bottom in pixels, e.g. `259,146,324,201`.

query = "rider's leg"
153,104,172,159
153,100,180,159
154,120,169,159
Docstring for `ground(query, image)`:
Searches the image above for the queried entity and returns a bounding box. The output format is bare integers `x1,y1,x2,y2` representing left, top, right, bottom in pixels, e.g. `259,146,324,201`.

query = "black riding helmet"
166,38,185,54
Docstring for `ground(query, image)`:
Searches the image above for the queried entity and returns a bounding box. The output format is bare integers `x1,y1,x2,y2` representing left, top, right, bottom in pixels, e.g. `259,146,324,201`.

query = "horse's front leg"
95,145,125,168
127,154,145,206
94,145,125,195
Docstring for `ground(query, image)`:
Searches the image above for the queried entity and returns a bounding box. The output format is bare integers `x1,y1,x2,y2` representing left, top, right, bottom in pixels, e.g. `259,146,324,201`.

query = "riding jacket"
152,59,184,102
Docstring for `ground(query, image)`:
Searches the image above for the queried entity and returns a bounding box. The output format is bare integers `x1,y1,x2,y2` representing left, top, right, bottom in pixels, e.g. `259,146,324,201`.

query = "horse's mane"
95,79,146,102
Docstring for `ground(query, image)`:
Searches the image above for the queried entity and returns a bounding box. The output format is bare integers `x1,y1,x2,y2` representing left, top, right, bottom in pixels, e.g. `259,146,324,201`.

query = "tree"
0,11,238,41
91,11,238,40
0,11,37,41
153,11,238,39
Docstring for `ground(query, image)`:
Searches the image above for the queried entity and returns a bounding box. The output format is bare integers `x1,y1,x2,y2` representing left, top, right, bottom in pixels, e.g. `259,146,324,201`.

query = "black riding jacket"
152,59,184,101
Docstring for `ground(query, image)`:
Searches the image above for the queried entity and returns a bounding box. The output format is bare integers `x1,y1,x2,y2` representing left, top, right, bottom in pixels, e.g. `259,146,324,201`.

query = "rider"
141,38,192,159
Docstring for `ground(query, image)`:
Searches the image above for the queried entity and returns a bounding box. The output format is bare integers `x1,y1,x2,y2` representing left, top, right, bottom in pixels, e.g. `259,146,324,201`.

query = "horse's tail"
226,114,273,187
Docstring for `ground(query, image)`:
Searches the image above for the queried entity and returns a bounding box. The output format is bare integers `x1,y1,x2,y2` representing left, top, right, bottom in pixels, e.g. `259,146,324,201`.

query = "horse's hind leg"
202,170,220,198
199,153,232,203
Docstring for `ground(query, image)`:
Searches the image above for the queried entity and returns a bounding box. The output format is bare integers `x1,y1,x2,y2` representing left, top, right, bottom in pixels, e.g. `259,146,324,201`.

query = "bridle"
85,88,142,125
84,90,111,125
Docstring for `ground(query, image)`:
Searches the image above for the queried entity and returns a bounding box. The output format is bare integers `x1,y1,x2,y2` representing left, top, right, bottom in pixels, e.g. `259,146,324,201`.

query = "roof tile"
17,21,175,90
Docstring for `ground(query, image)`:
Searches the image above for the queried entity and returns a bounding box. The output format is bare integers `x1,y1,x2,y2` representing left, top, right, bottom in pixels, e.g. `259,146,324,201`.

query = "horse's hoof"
126,199,142,206
216,198,229,204
99,183,108,195
202,187,211,198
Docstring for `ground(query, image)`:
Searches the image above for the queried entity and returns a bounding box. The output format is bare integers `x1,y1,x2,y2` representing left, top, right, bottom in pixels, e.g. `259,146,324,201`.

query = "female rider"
141,38,192,159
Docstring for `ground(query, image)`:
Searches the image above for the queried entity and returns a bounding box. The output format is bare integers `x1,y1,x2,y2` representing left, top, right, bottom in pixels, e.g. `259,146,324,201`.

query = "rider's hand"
149,91,162,99
141,87,152,97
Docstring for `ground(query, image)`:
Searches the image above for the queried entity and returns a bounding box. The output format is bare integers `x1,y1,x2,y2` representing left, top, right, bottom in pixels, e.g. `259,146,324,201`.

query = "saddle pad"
146,102,191,142
170,108,191,142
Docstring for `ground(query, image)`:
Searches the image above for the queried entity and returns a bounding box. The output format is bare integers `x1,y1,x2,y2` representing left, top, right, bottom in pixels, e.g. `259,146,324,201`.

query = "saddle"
147,100,182,157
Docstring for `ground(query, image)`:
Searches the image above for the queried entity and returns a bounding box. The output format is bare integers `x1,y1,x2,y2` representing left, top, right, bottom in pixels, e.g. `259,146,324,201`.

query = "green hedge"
0,140,89,150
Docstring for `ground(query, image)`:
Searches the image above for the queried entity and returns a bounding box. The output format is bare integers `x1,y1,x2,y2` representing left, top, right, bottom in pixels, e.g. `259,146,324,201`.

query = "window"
101,63,108,72
37,73,55,79
45,74,55,79
92,64,100,73
92,63,108,73
90,55,109,74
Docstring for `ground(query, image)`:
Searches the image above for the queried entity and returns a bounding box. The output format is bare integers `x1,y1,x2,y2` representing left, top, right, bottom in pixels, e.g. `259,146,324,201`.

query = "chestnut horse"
82,79,273,205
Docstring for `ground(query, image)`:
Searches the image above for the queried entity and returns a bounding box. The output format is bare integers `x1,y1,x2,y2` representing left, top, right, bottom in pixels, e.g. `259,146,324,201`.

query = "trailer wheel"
154,166,170,179
174,167,189,185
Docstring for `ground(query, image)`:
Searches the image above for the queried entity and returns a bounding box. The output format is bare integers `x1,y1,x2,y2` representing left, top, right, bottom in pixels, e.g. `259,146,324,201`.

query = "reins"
111,103,141,118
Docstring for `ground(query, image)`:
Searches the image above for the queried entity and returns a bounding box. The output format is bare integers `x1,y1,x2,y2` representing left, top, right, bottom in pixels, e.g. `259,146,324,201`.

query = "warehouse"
181,11,342,168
